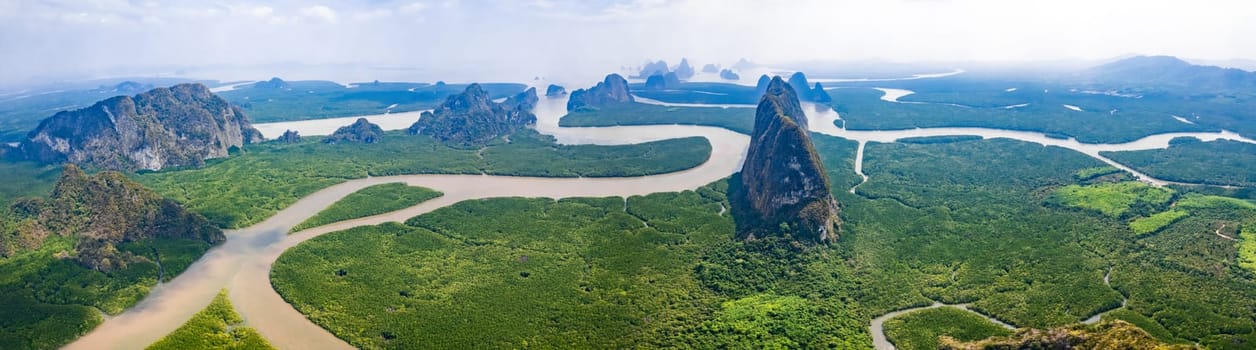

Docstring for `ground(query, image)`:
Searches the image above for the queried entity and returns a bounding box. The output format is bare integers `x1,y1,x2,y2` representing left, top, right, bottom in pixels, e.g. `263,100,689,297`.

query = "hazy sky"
2,0,1254,85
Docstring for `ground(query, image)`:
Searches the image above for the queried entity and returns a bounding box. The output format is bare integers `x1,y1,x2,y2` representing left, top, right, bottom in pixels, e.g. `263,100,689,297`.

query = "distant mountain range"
1083,55,1256,92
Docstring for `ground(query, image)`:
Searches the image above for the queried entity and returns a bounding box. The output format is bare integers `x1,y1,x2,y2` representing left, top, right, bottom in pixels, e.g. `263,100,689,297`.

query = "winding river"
67,81,1256,350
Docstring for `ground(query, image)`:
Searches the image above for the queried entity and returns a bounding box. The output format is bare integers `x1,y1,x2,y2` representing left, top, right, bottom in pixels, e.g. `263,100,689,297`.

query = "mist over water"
3,0,1255,89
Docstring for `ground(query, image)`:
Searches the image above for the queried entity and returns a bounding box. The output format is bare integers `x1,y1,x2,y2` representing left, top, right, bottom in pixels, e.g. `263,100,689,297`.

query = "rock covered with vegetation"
2,165,223,271
812,82,832,103
253,77,289,89
755,74,772,95
277,129,301,143
324,118,384,144
939,320,1197,350
784,72,831,102
638,60,670,77
110,81,154,95
674,58,695,79
730,76,839,243
645,74,668,91
18,83,264,171
407,84,538,147
545,84,566,96
566,74,634,111
720,69,740,80
702,63,720,73
645,72,681,91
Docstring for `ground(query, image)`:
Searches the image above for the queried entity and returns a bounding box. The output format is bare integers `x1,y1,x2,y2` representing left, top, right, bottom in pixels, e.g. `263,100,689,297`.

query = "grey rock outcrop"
566,74,634,111
325,118,385,144
19,83,263,171
407,85,538,146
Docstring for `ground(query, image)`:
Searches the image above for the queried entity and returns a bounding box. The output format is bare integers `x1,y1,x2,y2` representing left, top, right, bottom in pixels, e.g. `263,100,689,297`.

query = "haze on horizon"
2,0,1255,87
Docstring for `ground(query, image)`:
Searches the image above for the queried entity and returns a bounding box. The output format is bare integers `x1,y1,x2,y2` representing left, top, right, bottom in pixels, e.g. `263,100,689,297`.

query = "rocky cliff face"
19,83,263,171
730,76,839,243
408,84,538,146
324,118,384,144
566,74,634,111
9,165,224,271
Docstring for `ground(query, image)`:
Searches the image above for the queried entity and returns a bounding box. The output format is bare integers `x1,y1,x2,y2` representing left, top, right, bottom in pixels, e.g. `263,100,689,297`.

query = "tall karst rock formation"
730,76,841,243
566,74,634,111
408,84,538,147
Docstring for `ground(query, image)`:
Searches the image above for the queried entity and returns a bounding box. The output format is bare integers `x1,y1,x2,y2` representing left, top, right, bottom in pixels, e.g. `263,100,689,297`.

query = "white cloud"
399,2,429,14
1,0,1255,86
299,5,337,23
352,8,394,21
239,5,274,18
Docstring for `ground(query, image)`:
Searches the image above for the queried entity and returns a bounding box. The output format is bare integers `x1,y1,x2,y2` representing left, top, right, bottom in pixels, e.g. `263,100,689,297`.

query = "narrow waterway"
869,302,1016,350
252,109,430,139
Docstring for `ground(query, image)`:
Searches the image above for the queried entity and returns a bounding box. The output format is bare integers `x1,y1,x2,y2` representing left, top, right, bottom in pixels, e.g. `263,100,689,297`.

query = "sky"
1,0,1254,86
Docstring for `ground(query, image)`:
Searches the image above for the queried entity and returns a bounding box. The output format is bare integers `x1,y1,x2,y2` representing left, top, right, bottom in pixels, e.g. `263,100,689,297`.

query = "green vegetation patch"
273,189,731,348
0,161,61,204
692,294,841,349
291,183,442,232
850,139,1124,327
896,135,984,144
1103,139,1256,188
272,182,870,349
828,82,1217,143
137,130,710,228
0,236,212,349
1101,308,1181,344
1176,194,1256,211
1129,209,1189,235
883,307,1014,350
147,289,274,350
1075,166,1123,181
1047,181,1175,218
1241,222,1256,274
559,102,755,134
